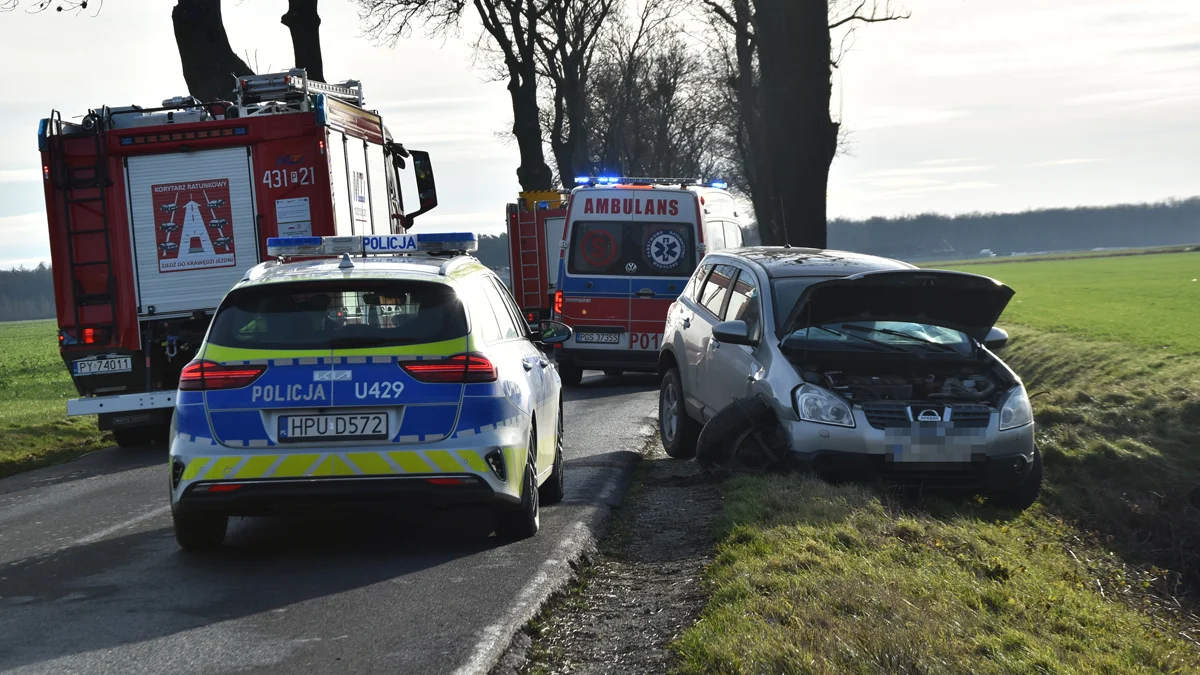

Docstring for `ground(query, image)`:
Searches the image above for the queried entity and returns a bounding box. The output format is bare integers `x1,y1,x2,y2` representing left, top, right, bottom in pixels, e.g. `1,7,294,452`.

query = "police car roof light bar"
265,233,479,259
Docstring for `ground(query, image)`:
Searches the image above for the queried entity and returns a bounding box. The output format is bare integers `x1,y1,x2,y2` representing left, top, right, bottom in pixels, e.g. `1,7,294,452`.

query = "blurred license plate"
279,413,388,442
887,425,974,462
577,332,621,344
73,356,132,376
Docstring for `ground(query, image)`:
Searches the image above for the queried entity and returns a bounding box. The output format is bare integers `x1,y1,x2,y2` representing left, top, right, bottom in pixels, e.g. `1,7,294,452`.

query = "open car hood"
780,269,1014,342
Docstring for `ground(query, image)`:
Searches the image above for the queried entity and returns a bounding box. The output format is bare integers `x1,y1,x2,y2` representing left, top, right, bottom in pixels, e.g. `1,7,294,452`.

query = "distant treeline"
0,264,55,322
826,198,1200,259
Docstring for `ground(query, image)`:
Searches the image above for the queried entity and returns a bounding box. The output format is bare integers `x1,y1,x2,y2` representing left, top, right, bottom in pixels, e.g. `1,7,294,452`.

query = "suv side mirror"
713,320,754,346
984,326,1009,351
532,320,573,345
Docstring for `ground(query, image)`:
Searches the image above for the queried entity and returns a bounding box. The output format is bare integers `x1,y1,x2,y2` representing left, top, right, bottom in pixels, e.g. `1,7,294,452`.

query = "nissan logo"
917,409,942,422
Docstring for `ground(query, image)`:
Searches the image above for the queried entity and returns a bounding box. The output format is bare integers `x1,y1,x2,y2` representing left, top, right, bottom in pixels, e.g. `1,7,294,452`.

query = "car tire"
559,363,583,386
603,369,623,377
496,433,540,541
660,367,700,459
173,511,228,551
696,396,789,471
539,404,566,505
988,446,1043,511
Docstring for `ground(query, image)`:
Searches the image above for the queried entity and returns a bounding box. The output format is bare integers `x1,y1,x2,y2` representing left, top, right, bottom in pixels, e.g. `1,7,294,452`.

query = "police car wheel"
660,367,699,459
539,404,566,505
559,363,583,387
496,437,540,541
173,511,227,551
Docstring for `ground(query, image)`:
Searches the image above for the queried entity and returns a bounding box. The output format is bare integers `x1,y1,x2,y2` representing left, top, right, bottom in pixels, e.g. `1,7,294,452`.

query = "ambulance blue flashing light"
266,232,479,258
710,180,729,190
574,176,590,185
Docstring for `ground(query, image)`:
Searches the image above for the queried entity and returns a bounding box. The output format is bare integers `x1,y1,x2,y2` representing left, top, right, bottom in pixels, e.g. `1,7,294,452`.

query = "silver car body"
659,247,1036,489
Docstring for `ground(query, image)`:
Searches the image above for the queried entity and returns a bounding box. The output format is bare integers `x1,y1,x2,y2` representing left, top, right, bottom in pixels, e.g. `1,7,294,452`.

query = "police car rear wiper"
328,336,419,349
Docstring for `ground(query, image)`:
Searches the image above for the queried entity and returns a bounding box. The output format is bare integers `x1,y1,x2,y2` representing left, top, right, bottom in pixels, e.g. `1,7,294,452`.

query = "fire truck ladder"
236,69,365,115
48,108,118,343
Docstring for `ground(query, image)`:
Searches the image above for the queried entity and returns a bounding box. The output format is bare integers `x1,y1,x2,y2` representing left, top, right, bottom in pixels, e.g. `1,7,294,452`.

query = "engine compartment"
794,354,1014,406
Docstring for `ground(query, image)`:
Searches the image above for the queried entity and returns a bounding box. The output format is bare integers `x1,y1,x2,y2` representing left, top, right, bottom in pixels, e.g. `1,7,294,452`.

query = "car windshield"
567,220,697,278
770,277,834,328
208,280,468,350
789,321,972,354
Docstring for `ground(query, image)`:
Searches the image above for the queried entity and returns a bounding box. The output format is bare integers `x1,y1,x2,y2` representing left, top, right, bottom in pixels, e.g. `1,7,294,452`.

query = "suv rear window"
567,221,697,278
209,280,468,350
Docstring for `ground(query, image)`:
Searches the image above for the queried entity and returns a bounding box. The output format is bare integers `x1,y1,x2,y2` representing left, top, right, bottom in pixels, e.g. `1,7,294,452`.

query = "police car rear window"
208,280,468,350
567,221,697,277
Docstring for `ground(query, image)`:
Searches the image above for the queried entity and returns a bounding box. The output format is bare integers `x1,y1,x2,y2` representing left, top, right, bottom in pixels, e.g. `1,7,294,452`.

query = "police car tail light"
401,353,497,383
179,360,267,391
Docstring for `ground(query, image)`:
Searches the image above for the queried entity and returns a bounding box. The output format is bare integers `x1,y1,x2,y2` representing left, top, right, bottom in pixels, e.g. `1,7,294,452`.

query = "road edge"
451,421,654,675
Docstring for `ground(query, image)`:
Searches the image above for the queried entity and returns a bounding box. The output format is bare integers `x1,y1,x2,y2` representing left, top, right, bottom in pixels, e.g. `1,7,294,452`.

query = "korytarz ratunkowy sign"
152,179,236,273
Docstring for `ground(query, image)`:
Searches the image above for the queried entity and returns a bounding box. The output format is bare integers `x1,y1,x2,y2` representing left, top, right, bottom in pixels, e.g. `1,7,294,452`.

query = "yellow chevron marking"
426,450,465,473
456,450,490,474
202,457,243,480
310,455,358,476
388,451,433,474
274,453,321,477
348,452,394,476
182,458,211,481
235,455,278,479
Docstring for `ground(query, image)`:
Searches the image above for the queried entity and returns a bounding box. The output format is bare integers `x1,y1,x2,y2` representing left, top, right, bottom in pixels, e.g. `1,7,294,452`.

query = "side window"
707,222,726,252
481,278,523,340
699,264,736,318
466,286,505,345
686,263,714,302
490,277,531,337
724,222,743,248
725,269,760,339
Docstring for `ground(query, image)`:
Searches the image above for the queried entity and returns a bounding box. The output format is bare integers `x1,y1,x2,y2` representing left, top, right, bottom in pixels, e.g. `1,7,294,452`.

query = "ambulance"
551,177,745,385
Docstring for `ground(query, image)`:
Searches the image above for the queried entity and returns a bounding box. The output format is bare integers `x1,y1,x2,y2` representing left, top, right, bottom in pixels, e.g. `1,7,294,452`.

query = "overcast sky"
0,0,1197,269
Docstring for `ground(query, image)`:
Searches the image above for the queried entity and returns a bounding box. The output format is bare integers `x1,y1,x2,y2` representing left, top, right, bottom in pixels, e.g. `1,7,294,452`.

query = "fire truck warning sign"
152,180,236,273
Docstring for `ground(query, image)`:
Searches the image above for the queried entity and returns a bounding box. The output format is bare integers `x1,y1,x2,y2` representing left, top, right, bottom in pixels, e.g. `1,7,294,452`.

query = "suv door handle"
522,360,534,371
634,288,656,298
538,358,550,368
682,318,691,329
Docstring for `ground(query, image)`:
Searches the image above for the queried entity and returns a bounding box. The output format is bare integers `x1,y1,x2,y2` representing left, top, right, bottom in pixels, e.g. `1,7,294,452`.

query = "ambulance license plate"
73,356,132,376
577,332,621,344
279,413,389,442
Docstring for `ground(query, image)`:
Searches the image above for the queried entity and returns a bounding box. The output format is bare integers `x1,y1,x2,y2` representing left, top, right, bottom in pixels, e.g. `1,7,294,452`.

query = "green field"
934,251,1200,353
0,320,107,477
678,251,1200,672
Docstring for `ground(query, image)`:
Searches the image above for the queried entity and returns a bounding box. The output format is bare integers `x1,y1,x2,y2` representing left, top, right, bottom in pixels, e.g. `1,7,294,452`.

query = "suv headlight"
999,386,1033,430
794,384,855,428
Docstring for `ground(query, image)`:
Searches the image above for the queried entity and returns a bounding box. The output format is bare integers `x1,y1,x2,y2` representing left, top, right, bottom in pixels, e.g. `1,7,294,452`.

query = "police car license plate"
279,413,389,442
73,356,132,376
577,332,621,344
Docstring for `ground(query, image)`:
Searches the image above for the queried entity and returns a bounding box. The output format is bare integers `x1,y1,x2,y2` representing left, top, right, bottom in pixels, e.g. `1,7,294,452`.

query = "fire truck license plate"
577,333,621,344
279,413,389,442
73,356,132,376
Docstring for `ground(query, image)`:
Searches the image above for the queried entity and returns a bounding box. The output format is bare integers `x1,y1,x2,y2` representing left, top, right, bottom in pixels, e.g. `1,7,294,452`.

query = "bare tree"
702,0,907,247
4,0,328,103
357,0,555,192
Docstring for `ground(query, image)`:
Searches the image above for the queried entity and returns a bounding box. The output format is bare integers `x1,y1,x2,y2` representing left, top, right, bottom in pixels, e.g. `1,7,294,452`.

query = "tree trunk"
753,0,836,248
281,0,325,82
510,67,555,191
172,0,254,102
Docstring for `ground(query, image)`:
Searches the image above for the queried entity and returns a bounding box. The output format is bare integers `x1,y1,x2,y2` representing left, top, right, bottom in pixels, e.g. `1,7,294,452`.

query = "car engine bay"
797,361,1014,406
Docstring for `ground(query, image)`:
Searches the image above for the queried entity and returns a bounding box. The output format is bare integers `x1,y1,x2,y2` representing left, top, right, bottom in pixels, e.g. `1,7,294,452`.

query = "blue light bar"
710,181,729,190
266,232,479,258
574,176,590,185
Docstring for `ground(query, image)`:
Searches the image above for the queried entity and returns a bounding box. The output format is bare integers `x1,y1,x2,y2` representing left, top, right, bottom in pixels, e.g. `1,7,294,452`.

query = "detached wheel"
497,432,541,541
989,447,1043,511
660,367,700,458
173,511,228,551
558,363,583,387
539,403,566,505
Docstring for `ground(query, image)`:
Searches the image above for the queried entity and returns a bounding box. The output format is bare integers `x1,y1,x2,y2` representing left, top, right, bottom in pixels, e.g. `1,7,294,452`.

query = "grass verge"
676,476,1200,674
0,320,108,478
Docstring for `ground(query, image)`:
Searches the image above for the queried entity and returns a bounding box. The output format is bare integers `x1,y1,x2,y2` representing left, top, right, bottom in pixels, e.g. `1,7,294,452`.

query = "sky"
0,0,1197,269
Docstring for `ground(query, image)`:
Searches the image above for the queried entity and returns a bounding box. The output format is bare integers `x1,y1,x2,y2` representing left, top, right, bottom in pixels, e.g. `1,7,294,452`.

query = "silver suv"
657,247,1041,509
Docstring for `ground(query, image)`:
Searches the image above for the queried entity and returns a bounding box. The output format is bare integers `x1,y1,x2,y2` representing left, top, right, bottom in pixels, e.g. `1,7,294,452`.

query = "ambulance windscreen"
567,221,697,278
208,280,468,351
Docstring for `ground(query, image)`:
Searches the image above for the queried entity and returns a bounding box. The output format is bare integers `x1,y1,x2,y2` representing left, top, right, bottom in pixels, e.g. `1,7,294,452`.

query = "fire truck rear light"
179,360,267,391
43,165,50,181
402,353,497,383
82,328,98,344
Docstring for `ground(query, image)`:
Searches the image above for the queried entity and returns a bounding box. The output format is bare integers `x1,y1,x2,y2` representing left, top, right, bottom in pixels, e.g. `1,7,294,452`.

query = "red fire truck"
38,69,439,446
505,190,569,323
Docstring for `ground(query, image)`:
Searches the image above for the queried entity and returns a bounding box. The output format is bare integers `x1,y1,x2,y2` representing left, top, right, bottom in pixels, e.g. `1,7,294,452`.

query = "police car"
168,233,573,550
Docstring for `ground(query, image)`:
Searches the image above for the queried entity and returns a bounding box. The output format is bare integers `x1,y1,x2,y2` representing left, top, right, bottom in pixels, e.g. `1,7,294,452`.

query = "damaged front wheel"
987,446,1043,511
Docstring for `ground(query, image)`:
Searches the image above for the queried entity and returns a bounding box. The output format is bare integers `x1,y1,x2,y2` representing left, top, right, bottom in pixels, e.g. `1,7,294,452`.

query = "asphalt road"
0,372,659,675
